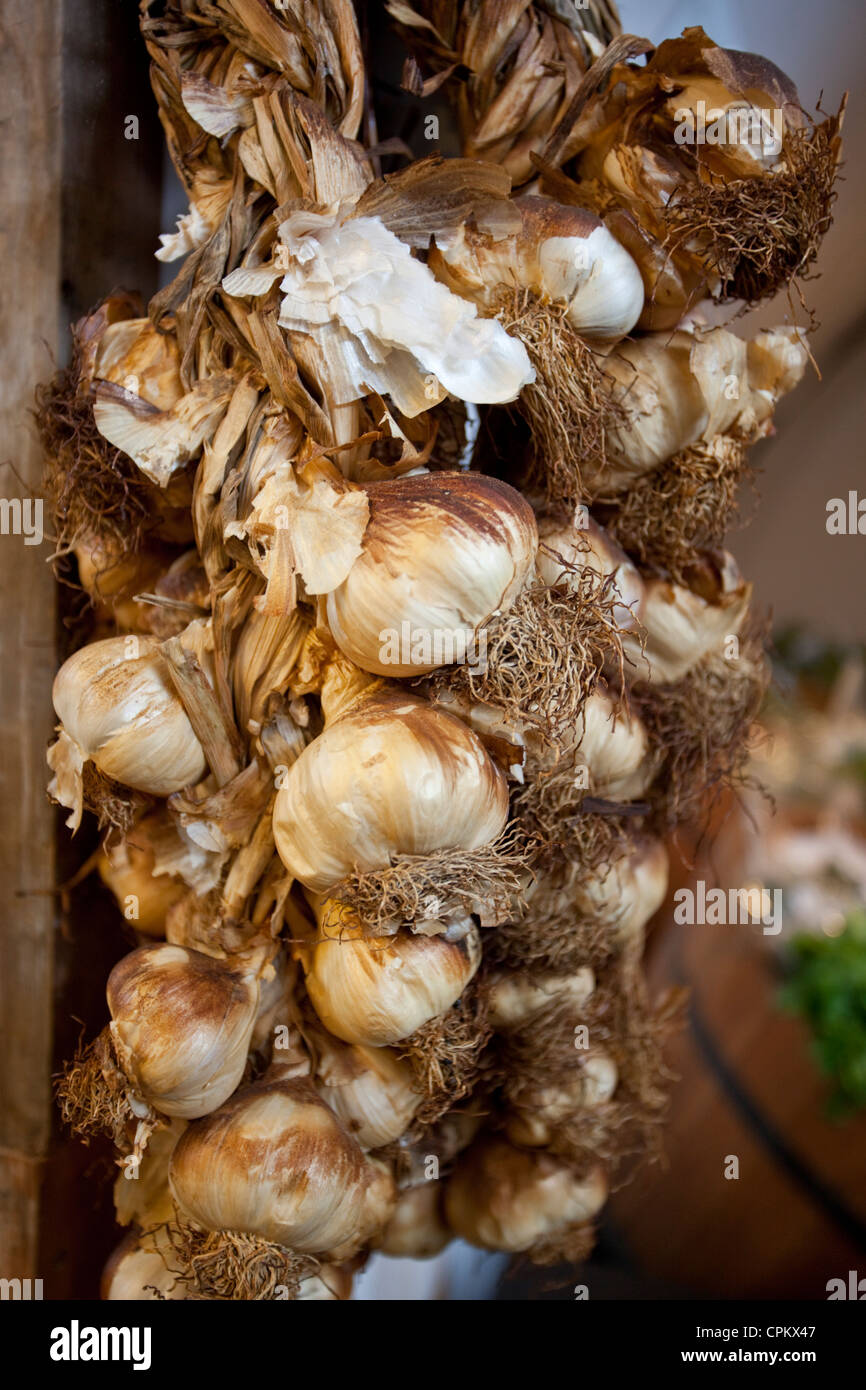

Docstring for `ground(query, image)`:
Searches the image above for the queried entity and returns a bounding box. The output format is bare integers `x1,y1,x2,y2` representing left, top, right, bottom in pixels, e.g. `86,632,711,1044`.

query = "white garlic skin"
622,551,751,685
107,944,260,1119
169,1075,396,1259
273,690,509,894
315,1039,420,1149
326,471,537,678
434,197,644,343
445,1139,608,1253
52,636,206,796
306,920,481,1047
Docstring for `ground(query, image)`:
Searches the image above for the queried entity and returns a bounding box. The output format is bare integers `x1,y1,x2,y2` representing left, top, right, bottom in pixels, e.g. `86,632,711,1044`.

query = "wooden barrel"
609,877,866,1300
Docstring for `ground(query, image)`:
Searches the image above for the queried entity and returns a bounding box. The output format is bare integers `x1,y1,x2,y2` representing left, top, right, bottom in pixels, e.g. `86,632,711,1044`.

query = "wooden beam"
0,0,62,1282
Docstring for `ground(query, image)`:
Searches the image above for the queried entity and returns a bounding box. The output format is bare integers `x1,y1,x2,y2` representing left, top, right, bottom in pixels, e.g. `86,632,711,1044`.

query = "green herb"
779,912,866,1117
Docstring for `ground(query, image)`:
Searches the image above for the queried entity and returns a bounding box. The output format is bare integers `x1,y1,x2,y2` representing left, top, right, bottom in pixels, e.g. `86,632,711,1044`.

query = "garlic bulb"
74,535,178,631
567,837,669,949
488,968,596,1031
305,915,481,1047
169,1072,396,1259
431,196,644,343
50,636,206,814
375,1181,450,1258
326,471,537,677
314,1035,420,1149
598,326,809,492
623,551,751,685
107,944,261,1118
273,689,508,893
97,815,187,937
445,1139,608,1253
102,1226,187,1302
569,28,842,322
506,1053,619,1148
536,510,644,631
552,687,657,802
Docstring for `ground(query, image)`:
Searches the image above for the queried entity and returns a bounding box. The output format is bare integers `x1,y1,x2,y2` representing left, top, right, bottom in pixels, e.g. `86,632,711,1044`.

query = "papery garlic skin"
107,944,260,1119
432,197,644,343
375,1181,451,1258
544,687,656,802
306,918,481,1047
600,327,808,491
223,210,534,416
169,1074,396,1259
536,511,645,632
273,690,508,893
488,968,596,1031
326,471,537,678
51,636,207,803
315,1038,420,1149
445,1140,608,1253
623,551,751,685
102,1226,187,1301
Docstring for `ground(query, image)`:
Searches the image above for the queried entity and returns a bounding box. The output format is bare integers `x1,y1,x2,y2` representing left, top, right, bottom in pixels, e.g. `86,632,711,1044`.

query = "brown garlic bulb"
107,944,261,1118
445,1139,607,1253
326,471,537,678
273,689,509,894
169,1072,396,1260
375,1181,451,1259
305,914,481,1047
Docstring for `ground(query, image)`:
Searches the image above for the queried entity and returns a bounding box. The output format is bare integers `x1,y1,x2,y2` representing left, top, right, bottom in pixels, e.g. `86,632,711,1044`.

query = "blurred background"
48,0,865,1300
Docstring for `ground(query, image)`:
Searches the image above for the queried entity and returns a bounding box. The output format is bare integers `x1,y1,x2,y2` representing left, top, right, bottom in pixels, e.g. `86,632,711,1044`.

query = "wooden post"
0,0,62,1283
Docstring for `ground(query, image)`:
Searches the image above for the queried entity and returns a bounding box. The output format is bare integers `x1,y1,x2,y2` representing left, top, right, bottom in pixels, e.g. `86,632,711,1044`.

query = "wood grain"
0,0,62,1283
